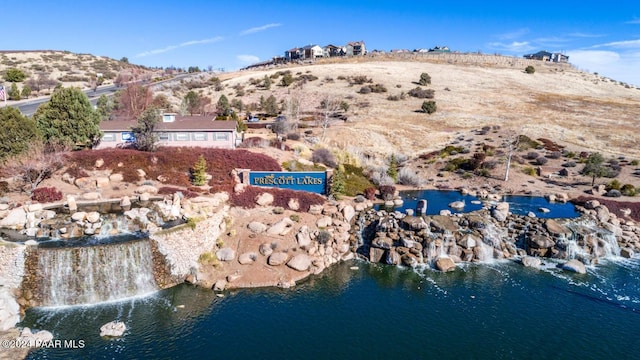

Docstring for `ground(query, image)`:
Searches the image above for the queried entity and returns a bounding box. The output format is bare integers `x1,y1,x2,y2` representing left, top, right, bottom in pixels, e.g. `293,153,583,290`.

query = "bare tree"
319,96,339,140
3,142,67,194
285,95,300,132
503,132,520,182
117,83,154,118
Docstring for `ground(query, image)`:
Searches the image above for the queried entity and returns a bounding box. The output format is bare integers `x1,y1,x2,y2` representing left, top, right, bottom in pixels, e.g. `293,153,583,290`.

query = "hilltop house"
346,41,366,56
323,44,345,58
302,44,324,59
285,47,303,61
97,114,239,149
524,51,569,63
429,46,451,53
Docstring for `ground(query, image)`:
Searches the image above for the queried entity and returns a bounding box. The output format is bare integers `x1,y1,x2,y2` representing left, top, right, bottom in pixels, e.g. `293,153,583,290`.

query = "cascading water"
564,220,620,262
36,240,158,306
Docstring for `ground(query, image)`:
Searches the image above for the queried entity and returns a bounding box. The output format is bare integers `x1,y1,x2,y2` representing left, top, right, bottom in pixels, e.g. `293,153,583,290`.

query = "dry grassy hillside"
0,50,157,96
169,54,639,160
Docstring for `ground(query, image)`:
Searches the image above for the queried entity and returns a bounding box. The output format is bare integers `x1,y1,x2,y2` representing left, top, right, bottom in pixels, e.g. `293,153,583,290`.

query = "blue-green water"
22,258,640,360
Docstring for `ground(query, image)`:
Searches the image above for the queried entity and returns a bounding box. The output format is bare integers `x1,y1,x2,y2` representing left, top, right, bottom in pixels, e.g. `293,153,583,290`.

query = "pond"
379,190,578,218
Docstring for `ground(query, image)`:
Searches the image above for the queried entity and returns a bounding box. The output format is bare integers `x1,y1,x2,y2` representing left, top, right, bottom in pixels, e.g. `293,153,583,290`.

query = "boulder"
27,203,43,212
458,234,478,249
0,207,27,229
99,321,126,337
96,177,110,188
309,204,323,215
81,192,101,201
529,235,555,249
238,252,257,265
595,206,610,223
316,216,332,228
75,177,95,189
544,219,571,237
213,279,227,291
267,218,295,236
0,288,20,331
521,256,542,268
135,185,159,194
369,247,385,263
435,256,456,272
109,173,124,182
287,254,312,271
402,216,429,230
216,248,236,262
449,201,465,210
584,200,600,210
67,195,77,213
139,192,150,202
268,252,289,266
562,259,587,274
287,198,300,211
439,210,452,216
248,221,268,233
342,205,356,222
136,169,146,178
255,193,274,206
620,248,634,259
296,226,312,248
120,196,131,210
259,243,274,256
86,211,101,223
491,208,507,222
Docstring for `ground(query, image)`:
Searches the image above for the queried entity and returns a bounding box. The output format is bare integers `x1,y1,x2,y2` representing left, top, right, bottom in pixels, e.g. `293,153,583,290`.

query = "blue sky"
4,0,640,85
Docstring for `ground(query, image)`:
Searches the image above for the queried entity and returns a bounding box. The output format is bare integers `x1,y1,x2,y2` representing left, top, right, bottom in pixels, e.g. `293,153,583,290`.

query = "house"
428,46,451,53
302,44,324,59
323,44,345,58
346,41,366,56
285,47,303,60
97,114,239,149
524,50,569,63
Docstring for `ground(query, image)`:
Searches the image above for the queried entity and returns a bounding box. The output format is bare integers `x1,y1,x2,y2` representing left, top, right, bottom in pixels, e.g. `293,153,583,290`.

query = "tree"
582,152,608,186
120,57,129,64
419,72,431,86
421,100,437,114
284,96,300,131
131,108,160,151
387,154,398,182
319,96,339,139
503,132,520,182
96,94,114,119
216,94,231,117
191,155,208,186
263,95,278,117
34,87,101,148
263,75,272,90
281,72,294,87
525,65,536,74
4,68,26,82
231,98,244,113
117,83,153,117
8,83,21,100
2,142,66,194
0,107,40,161
330,168,346,199
21,85,31,99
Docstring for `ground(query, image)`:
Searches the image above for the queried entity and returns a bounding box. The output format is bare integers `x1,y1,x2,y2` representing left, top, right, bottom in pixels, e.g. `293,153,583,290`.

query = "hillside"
152,53,640,160
0,50,159,97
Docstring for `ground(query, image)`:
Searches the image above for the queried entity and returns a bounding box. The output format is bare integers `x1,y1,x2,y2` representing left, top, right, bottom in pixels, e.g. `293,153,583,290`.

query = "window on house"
158,132,170,141
215,132,229,141
121,132,135,142
192,133,207,141
101,133,116,142
175,133,189,141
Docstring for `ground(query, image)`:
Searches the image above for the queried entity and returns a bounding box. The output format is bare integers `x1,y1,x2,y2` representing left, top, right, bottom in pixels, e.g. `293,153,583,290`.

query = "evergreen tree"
263,75,272,90
419,72,431,86
4,68,26,82
8,83,21,100
96,94,114,119
34,87,101,148
263,95,278,116
132,108,160,151
387,154,398,182
582,153,609,186
0,107,40,161
216,94,231,117
21,85,31,99
421,100,437,114
330,168,346,199
191,155,208,186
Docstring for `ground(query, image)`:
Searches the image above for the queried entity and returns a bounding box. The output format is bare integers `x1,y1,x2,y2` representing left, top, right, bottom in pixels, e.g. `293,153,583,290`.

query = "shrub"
562,161,577,168
525,65,535,74
535,157,548,165
378,185,396,201
408,87,435,99
286,132,301,141
290,214,300,222
421,100,437,114
523,166,537,176
358,86,371,94
398,167,422,186
317,230,332,244
621,184,637,196
0,181,9,196
419,72,431,86
31,187,62,202
547,151,562,159
364,187,376,200
631,160,639,166
349,75,372,85
231,186,324,211
607,179,622,191
311,148,337,168
190,155,207,186
526,151,540,160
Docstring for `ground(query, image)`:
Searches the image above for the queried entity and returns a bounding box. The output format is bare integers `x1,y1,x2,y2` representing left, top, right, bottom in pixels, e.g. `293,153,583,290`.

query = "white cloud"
568,32,605,38
625,18,640,24
497,28,530,40
488,41,536,53
239,23,281,36
134,36,223,57
567,49,640,86
593,39,640,49
237,54,260,64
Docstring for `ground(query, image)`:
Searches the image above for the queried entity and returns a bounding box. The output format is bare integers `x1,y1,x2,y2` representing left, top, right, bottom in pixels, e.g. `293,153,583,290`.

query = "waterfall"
36,240,158,306
564,220,620,262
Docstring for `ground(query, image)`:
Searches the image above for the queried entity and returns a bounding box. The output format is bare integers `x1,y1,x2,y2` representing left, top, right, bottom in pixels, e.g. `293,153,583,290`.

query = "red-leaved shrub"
364,187,376,201
31,187,63,203
378,185,396,201
231,186,324,212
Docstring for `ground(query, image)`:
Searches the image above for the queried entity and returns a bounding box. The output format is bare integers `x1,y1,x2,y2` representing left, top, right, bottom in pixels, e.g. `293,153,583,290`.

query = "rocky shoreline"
1,188,639,359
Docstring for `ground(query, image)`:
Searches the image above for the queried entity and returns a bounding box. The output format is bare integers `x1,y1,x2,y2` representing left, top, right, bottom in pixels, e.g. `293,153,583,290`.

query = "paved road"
14,73,193,117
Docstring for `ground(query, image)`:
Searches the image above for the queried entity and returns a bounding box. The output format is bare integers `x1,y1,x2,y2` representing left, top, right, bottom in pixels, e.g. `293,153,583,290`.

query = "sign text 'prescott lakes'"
248,171,327,194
